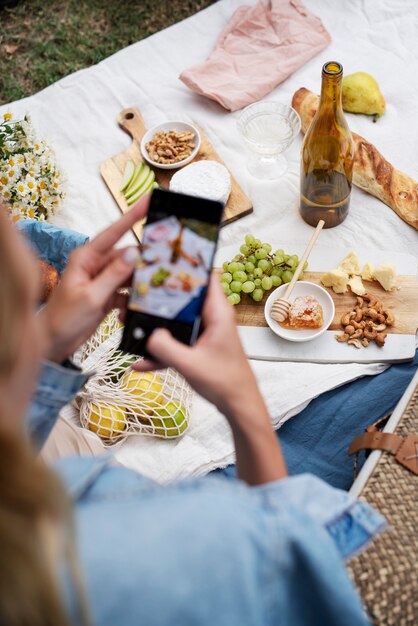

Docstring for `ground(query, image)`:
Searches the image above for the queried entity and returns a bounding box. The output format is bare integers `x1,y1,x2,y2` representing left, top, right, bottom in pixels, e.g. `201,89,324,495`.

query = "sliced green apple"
119,160,135,192
125,162,145,195
126,170,155,205
125,164,151,199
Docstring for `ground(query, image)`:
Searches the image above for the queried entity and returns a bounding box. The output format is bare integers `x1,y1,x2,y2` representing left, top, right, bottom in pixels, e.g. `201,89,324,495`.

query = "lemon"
121,371,164,405
150,401,188,438
88,403,126,439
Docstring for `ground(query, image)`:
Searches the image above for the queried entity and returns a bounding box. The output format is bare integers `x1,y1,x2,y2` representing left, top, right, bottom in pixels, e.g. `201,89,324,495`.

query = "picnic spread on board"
1,0,417,483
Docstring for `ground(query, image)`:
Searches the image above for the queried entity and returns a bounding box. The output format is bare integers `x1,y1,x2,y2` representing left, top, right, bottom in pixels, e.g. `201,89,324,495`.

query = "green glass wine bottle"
300,61,354,228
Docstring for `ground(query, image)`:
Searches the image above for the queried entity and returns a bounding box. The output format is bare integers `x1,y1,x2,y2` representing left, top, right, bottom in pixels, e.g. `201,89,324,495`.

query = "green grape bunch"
220,234,307,306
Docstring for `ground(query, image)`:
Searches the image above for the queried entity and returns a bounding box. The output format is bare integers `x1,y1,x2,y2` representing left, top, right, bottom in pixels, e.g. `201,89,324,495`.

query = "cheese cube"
348,275,366,296
361,262,374,281
321,268,350,293
373,263,398,291
338,251,360,275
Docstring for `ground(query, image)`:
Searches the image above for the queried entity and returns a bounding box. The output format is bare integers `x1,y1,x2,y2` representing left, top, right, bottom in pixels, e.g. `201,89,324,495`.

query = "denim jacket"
26,361,385,626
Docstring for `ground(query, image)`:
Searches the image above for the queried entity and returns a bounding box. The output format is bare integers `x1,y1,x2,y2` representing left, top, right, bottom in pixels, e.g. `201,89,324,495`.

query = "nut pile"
335,292,395,348
145,130,196,164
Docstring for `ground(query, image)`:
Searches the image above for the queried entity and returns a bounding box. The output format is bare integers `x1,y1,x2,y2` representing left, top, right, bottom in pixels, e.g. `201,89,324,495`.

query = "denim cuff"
26,360,89,449
326,499,388,559
36,359,89,405
253,473,387,560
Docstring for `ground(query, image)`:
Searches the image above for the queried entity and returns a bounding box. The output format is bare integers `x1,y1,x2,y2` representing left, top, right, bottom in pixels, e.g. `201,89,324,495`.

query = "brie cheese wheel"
169,160,231,205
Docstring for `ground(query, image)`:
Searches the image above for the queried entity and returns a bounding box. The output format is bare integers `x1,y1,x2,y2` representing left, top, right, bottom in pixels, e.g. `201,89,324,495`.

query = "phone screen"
120,188,223,356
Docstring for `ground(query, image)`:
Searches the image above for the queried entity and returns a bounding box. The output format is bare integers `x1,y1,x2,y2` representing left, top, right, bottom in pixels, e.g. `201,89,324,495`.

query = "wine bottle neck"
319,61,343,110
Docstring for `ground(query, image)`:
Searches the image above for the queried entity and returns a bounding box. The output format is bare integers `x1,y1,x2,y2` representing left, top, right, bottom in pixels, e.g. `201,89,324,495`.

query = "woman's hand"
133,277,287,485
40,196,149,364
134,277,257,415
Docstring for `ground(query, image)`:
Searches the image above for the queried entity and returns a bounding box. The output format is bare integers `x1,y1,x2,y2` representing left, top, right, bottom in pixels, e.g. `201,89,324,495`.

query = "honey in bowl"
279,295,324,330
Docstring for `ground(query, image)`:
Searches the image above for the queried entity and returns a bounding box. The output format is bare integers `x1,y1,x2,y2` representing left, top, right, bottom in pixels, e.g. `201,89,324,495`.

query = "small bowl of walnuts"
140,121,201,170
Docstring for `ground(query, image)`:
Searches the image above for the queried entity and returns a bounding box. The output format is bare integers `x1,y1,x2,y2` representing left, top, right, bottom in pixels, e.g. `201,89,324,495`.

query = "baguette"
38,259,59,302
292,88,418,231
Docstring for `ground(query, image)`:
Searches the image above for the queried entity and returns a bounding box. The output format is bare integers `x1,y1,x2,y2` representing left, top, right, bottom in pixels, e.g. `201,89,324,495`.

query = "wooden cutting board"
100,108,253,241
233,272,418,335
216,244,418,363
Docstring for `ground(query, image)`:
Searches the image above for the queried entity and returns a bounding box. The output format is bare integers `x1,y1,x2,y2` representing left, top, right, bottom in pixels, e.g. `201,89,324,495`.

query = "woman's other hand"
133,277,255,416
133,277,287,485
40,196,149,364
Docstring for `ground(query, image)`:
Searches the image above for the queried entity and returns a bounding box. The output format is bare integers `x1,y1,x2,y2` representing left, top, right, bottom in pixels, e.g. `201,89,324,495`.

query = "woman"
0,196,383,626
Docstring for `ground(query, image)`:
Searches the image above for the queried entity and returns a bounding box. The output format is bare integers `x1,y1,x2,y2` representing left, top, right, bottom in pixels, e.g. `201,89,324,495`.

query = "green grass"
0,0,217,103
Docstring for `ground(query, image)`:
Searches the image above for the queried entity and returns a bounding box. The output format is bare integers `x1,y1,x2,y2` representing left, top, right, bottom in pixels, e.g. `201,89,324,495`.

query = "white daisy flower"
33,142,44,156
25,174,37,189
6,166,19,183
15,181,28,197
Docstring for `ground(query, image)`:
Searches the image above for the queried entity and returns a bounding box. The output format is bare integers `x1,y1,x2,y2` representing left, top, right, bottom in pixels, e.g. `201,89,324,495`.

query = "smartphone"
119,188,224,357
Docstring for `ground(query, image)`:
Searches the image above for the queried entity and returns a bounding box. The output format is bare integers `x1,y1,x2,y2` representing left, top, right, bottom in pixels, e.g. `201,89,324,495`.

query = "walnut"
145,130,196,165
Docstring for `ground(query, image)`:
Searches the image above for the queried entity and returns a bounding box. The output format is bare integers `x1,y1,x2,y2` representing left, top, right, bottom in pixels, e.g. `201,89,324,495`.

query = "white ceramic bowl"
140,121,201,170
264,281,335,343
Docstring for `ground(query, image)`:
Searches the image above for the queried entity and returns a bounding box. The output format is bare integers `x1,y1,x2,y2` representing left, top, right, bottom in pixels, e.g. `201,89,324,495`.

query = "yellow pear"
342,72,386,119
88,403,126,439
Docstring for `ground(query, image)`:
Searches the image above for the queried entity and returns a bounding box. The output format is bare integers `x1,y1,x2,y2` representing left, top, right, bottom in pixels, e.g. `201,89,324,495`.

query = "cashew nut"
363,292,377,305
336,290,393,350
363,326,377,340
363,293,382,310
366,308,378,320
354,307,363,323
335,333,349,342
341,311,355,326
385,310,395,326
348,338,362,348
375,332,387,347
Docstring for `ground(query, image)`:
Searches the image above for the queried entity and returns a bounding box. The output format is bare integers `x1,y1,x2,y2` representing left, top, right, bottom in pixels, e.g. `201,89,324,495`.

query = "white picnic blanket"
4,0,418,481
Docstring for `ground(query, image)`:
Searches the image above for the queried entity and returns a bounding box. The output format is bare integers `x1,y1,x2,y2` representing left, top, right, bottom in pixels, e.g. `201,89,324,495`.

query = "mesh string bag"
72,310,193,447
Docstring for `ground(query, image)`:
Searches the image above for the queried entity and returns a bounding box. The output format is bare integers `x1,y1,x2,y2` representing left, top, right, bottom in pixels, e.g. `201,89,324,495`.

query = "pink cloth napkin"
180,0,331,111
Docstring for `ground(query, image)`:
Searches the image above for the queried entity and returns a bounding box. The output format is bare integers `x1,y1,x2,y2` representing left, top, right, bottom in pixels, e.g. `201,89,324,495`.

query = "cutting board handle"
118,108,146,143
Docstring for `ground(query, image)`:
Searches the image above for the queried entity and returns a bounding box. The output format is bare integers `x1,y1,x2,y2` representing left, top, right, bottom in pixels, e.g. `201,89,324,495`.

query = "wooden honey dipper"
270,220,325,323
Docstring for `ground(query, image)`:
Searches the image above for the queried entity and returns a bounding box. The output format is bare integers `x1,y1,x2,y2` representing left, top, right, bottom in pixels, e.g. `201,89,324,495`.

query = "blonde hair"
0,206,89,626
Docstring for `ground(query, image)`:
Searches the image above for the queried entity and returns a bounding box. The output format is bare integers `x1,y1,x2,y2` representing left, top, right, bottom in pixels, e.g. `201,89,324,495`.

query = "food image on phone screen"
130,214,217,323
120,189,223,356
122,189,223,356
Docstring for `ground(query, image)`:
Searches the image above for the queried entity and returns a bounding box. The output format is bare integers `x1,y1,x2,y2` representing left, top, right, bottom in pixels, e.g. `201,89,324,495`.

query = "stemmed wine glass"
237,102,301,180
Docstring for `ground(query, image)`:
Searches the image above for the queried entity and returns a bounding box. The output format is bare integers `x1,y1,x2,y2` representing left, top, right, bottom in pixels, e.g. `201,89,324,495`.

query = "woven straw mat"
347,380,418,625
